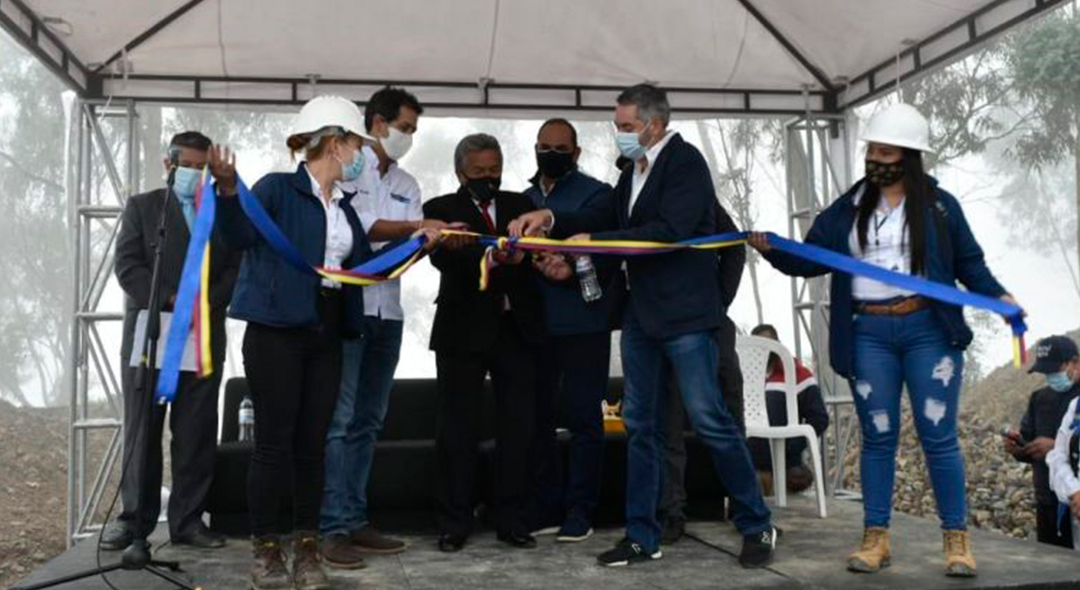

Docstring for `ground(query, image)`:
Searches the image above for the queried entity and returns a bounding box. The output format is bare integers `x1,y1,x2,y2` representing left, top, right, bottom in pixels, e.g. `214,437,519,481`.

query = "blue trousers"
320,317,403,535
851,308,966,530
621,307,770,552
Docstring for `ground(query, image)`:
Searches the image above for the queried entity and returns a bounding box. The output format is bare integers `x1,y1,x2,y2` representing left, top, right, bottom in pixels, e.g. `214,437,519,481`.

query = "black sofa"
207,377,728,535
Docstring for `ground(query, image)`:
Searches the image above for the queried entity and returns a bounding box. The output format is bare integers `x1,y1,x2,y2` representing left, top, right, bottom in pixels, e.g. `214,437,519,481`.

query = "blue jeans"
621,308,771,552
852,308,966,530
320,317,403,535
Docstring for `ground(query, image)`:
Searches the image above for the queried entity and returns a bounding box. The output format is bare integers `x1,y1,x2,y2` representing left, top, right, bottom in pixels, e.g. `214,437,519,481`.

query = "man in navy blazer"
510,84,776,569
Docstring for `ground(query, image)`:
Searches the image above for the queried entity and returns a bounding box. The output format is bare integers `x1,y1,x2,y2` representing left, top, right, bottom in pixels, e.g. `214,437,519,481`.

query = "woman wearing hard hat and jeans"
209,96,440,590
749,104,1018,577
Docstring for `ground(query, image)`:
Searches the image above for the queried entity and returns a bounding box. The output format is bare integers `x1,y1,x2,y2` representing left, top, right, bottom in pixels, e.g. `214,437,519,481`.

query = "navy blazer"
524,170,620,337
215,163,379,335
554,133,723,339
762,177,1007,378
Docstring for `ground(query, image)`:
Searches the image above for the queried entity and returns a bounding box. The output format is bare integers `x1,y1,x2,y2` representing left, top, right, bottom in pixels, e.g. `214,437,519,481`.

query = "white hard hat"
861,103,933,153
291,95,372,142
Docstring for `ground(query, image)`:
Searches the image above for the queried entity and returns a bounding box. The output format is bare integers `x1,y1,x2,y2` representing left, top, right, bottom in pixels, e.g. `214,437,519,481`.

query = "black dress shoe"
172,525,227,549
438,533,467,553
100,522,134,551
496,531,537,549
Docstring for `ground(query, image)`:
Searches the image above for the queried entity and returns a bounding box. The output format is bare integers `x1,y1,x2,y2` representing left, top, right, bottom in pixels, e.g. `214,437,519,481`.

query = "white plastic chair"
736,335,828,518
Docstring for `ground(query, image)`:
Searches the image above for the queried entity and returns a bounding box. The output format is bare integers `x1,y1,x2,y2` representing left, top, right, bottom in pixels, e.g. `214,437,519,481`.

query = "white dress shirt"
1047,396,1080,551
340,145,423,320
307,167,353,290
848,187,915,301
629,129,677,215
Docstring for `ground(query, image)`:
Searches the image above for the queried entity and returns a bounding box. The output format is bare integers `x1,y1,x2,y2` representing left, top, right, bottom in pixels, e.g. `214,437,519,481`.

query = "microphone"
166,145,180,193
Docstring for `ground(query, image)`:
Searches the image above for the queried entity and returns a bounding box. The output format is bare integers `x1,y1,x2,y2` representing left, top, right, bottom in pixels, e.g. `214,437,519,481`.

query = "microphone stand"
15,166,198,590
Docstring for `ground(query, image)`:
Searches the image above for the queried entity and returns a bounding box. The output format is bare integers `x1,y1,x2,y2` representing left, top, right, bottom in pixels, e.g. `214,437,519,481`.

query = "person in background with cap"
210,95,442,590
749,103,1018,577
1037,337,1080,551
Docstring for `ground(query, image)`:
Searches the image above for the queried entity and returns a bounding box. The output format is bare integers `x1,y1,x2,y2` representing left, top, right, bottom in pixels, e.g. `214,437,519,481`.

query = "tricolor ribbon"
446,229,1028,368
235,177,428,285
157,170,217,403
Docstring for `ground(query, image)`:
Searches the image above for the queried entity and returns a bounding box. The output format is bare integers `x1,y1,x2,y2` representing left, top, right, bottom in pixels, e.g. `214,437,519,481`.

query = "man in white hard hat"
750,102,1019,578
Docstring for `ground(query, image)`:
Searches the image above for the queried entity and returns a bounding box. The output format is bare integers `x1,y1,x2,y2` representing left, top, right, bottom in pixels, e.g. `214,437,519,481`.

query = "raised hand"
208,145,237,195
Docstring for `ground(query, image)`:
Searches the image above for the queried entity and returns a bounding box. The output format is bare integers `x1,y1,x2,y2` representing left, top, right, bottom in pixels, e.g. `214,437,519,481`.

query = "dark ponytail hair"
855,148,934,276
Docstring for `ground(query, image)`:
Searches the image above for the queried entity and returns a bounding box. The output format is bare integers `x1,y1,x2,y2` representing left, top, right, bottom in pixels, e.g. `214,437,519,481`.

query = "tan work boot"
943,529,977,577
292,532,332,590
847,527,891,573
250,536,290,590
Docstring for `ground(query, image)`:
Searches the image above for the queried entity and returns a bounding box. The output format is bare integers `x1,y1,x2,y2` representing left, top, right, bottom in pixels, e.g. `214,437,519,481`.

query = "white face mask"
380,127,413,161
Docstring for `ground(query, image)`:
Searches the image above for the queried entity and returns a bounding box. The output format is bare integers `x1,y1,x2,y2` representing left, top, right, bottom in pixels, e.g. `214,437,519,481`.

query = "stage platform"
13,496,1080,590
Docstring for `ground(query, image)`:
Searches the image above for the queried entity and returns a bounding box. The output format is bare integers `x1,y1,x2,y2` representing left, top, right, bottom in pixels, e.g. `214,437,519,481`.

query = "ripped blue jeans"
851,308,966,530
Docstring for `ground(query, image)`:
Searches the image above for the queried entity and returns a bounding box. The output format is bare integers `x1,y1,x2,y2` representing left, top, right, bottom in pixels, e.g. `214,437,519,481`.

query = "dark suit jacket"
115,188,240,368
555,133,725,339
715,203,745,308
423,187,545,353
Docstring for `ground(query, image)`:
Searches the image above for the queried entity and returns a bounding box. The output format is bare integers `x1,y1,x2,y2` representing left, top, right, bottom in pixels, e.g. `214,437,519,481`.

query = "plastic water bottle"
239,396,255,442
575,256,603,302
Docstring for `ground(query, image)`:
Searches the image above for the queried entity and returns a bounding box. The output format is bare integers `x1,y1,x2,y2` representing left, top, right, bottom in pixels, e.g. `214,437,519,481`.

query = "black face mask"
465,176,501,203
865,159,905,187
536,150,575,179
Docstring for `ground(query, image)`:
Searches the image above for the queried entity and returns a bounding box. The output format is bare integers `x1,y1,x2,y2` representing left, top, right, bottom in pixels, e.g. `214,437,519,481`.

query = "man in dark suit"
511,84,776,569
100,131,240,550
423,133,568,553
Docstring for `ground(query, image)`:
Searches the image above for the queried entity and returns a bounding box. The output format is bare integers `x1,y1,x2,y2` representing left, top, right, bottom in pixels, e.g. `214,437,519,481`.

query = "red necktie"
477,199,496,234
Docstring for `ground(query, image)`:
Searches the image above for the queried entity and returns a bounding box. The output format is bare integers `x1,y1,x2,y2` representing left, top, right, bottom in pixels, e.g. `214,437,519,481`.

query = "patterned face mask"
865,159,905,187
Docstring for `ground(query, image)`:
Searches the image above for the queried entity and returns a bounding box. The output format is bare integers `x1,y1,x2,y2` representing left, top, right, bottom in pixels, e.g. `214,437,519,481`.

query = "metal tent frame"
0,0,1070,545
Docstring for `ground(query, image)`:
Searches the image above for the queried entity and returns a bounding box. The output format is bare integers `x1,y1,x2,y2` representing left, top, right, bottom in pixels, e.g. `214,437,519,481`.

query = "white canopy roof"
0,0,1066,115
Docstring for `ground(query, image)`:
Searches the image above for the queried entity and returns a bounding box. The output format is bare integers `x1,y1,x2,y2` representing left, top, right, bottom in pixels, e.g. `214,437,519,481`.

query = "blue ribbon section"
762,231,1026,336
236,178,425,278
156,180,216,403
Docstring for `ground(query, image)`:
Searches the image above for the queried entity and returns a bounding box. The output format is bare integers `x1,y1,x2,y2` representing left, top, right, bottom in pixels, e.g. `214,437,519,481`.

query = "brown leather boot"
943,529,977,577
250,536,290,590
321,533,367,569
847,527,891,573
293,532,332,590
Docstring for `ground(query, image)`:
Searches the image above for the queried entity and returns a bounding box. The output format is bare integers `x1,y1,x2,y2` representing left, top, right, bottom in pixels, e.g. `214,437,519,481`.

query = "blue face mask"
173,166,201,200
615,128,648,162
1047,371,1074,392
339,147,366,182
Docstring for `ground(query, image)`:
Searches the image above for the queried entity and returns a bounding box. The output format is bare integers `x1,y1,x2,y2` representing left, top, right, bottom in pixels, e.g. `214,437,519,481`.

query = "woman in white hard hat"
209,95,441,590
749,103,1018,578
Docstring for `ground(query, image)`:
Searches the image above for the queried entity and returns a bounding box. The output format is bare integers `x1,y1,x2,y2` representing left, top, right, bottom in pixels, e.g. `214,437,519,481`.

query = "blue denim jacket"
763,177,1007,378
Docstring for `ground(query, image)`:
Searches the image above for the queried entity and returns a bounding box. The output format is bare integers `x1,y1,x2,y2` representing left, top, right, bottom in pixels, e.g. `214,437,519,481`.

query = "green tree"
1002,7,1080,270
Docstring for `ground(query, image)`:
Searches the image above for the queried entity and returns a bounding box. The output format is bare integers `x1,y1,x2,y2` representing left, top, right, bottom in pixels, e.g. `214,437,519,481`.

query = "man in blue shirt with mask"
524,119,618,543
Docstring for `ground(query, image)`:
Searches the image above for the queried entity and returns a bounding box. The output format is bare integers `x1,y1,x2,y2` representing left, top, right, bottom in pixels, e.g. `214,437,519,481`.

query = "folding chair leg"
806,434,828,518
770,439,787,508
